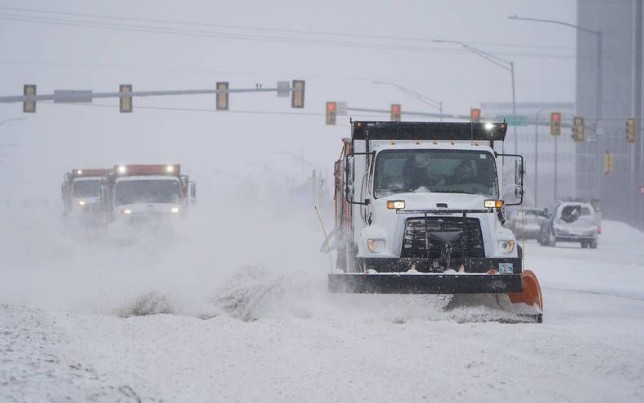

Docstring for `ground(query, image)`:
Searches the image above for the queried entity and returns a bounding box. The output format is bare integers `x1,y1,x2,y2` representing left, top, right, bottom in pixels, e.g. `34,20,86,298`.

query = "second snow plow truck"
329,121,543,322
100,164,196,238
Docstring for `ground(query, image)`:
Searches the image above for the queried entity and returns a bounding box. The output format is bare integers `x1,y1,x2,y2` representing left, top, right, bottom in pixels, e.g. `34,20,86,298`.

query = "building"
577,0,644,228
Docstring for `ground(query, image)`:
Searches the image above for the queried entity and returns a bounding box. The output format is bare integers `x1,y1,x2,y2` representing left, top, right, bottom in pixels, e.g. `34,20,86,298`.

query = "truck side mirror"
514,159,524,186
344,156,354,200
189,182,197,205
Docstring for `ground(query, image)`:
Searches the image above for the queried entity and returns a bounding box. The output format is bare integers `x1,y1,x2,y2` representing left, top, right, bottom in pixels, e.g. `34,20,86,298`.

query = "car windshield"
115,179,181,205
374,149,499,198
72,179,101,198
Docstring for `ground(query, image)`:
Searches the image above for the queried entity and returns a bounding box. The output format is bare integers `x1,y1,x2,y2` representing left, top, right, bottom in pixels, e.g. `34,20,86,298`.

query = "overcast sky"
0,0,577,200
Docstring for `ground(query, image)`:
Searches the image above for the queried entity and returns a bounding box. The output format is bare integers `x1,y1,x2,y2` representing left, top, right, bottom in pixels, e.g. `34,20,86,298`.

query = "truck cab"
61,168,111,218
330,121,530,296
102,164,196,229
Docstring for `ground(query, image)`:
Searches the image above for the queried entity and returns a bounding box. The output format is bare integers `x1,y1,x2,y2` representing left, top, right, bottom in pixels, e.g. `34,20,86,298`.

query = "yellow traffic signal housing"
470,108,481,122
390,104,401,122
291,80,305,108
216,82,229,110
119,84,133,113
603,151,614,174
626,118,636,143
23,84,36,113
325,101,337,125
572,116,585,142
550,112,561,135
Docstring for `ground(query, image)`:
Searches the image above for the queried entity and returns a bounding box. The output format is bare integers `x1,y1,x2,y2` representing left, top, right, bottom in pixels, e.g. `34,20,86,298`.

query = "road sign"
496,114,528,126
277,81,290,97
53,90,93,103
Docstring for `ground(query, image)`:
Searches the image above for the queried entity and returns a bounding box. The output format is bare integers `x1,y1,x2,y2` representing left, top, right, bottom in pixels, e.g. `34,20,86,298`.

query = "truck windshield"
115,179,181,205
374,149,499,198
72,180,101,198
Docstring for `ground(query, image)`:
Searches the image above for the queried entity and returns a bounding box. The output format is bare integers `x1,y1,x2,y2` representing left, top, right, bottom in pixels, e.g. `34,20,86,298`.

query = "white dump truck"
329,121,543,321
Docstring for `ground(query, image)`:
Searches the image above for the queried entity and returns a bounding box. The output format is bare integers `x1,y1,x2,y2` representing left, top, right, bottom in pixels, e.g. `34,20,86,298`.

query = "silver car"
507,208,547,240
539,201,600,248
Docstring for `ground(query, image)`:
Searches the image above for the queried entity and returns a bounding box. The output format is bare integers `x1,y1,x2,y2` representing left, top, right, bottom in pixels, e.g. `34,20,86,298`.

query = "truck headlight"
484,199,504,208
367,239,386,253
78,200,86,206
386,200,405,210
171,207,180,213
498,240,515,254
122,208,132,215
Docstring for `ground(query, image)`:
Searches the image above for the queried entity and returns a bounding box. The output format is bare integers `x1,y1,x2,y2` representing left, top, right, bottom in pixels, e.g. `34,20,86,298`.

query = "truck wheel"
590,239,598,249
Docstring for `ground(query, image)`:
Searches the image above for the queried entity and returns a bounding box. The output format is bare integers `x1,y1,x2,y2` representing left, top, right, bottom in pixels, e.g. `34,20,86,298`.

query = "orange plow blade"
508,270,543,322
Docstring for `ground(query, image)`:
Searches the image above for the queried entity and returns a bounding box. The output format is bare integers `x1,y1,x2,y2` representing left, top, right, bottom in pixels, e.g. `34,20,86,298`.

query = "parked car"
506,208,548,240
538,201,600,248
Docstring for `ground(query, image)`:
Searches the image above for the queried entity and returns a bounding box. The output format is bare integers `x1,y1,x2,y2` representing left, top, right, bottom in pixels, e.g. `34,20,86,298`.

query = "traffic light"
325,101,337,125
470,108,481,122
216,82,229,110
572,116,585,142
119,84,132,113
603,151,614,174
550,112,561,135
23,84,36,113
390,104,401,122
291,80,305,108
626,118,636,143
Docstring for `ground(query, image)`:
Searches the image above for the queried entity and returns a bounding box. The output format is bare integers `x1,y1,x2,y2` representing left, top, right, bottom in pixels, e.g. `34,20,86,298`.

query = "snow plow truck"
328,121,543,322
61,168,112,229
100,164,196,233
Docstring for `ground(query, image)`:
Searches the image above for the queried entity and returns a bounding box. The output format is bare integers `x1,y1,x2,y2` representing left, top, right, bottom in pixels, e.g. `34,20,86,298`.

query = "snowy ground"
1,201,643,402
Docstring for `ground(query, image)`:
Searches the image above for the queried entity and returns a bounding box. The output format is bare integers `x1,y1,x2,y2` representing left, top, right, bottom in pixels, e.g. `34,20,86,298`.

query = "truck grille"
401,216,485,259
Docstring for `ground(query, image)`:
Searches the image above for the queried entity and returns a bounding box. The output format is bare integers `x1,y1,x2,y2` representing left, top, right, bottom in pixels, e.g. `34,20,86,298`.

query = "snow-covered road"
1,205,643,402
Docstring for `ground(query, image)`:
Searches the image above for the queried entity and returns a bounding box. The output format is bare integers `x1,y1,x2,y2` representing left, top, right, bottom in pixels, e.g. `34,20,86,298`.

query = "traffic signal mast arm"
1,80,306,112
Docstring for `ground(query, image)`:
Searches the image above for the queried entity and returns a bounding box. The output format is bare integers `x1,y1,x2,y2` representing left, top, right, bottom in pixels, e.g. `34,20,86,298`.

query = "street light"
432,39,517,152
372,80,444,121
508,15,602,123
509,15,604,200
0,117,27,127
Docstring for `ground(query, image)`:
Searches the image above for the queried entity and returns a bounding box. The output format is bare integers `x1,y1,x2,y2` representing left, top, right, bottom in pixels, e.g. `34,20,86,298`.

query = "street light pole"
372,81,444,121
433,39,518,152
534,108,548,207
508,15,603,199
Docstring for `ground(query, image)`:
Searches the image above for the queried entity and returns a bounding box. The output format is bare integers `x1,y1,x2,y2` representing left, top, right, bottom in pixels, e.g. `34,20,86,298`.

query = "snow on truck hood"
378,191,488,211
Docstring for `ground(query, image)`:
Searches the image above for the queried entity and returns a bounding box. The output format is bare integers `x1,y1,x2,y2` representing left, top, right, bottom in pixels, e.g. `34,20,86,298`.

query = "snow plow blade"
508,270,544,323
328,273,523,295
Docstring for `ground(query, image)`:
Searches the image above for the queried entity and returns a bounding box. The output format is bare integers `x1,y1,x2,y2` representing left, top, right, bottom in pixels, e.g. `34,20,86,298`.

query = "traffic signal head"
572,116,585,142
603,151,614,174
23,84,36,113
325,101,337,125
291,80,305,108
470,108,481,122
216,82,229,110
626,118,636,143
390,104,401,122
550,112,561,136
119,84,133,113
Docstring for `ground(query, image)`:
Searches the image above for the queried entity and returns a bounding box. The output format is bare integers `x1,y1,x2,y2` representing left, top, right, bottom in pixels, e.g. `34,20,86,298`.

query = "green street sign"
497,114,528,126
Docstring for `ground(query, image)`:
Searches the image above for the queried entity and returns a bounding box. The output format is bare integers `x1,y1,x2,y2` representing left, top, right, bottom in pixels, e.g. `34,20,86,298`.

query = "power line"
0,7,574,60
